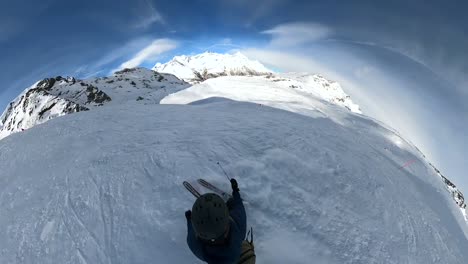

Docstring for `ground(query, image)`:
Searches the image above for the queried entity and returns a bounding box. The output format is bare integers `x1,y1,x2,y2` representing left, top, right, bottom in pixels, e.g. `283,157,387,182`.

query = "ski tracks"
62,173,117,264
92,174,117,264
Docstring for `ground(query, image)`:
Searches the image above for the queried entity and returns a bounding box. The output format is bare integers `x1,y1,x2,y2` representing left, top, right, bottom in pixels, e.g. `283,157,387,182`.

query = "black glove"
185,210,192,220
230,178,239,192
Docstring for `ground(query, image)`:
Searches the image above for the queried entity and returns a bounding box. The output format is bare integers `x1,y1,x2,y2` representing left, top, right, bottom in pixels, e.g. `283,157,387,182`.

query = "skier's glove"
185,210,192,220
230,178,239,192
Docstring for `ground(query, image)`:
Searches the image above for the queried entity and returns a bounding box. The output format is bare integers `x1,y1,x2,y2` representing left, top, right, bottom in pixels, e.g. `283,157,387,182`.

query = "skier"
185,178,248,264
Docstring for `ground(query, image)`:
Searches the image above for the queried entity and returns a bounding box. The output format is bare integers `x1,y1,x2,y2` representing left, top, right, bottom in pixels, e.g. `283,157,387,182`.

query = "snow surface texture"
162,75,468,223
153,51,272,84
0,68,189,140
0,99,467,264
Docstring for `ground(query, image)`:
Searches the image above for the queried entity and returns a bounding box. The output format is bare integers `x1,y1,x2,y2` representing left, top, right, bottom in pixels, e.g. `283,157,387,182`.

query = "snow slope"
0,68,189,140
153,51,272,83
0,98,467,264
161,75,468,221
161,74,362,115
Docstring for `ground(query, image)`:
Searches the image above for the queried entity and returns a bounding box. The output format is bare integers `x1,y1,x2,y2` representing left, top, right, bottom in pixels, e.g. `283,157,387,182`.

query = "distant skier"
185,178,249,264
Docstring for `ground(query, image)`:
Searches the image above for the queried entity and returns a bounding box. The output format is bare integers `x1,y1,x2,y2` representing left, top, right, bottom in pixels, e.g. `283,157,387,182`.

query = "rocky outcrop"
0,76,101,139
0,68,189,140
428,162,467,222
0,88,89,139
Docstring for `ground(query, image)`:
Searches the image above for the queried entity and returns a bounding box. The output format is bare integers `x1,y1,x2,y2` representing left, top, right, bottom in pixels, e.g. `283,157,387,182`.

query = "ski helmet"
191,193,230,241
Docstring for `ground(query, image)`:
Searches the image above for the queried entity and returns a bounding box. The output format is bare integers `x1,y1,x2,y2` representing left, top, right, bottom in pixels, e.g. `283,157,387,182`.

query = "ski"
197,179,232,200
183,181,201,198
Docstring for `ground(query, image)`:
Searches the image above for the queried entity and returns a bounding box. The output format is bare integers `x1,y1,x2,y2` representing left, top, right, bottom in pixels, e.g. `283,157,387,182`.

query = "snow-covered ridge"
385,128,468,225
153,51,272,83
280,73,361,113
430,163,467,221
162,74,362,116
0,68,189,140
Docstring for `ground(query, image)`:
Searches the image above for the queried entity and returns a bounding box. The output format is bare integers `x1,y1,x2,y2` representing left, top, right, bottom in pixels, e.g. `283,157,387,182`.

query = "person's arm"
228,179,247,238
186,211,206,261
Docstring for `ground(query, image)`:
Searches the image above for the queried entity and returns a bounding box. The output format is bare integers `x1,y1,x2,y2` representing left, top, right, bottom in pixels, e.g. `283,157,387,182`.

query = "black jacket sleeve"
186,218,206,262
228,190,247,238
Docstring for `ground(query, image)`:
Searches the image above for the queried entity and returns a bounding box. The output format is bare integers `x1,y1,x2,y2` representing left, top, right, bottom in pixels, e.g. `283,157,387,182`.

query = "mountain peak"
153,51,272,83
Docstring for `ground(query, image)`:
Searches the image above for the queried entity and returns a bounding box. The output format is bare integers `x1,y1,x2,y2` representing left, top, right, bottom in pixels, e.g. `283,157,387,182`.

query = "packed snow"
153,51,272,83
0,98,467,264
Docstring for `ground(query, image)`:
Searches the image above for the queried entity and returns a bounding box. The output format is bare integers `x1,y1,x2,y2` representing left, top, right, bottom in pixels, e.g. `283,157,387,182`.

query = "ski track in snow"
0,99,467,263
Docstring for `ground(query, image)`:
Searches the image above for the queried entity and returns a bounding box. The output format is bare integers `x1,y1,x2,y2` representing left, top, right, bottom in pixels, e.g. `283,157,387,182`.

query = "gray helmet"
191,193,229,241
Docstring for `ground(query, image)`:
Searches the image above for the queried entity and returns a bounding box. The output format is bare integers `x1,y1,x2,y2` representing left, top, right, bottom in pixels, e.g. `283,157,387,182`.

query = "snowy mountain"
0,54,360,140
152,51,272,83
155,52,361,113
0,68,189,140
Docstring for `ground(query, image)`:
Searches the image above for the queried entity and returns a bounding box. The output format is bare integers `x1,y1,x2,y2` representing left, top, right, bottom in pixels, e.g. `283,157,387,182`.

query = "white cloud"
262,22,332,48
73,37,156,78
242,48,326,73
133,0,165,29
354,66,377,79
117,38,177,71
198,38,242,52
221,38,232,45
96,38,154,68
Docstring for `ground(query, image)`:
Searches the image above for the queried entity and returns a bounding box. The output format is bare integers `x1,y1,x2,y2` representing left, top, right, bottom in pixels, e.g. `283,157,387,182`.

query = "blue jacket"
187,191,247,264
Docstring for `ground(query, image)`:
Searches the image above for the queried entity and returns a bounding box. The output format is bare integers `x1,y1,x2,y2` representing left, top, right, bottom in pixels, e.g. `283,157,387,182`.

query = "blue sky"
0,0,467,192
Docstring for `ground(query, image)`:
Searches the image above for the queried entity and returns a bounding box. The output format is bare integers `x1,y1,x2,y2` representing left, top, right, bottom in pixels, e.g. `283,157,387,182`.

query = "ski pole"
217,162,231,181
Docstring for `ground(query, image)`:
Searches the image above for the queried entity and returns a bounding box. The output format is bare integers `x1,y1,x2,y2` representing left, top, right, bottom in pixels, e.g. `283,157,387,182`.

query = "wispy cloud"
116,38,177,71
133,0,165,29
354,65,377,79
262,22,332,48
196,38,242,52
72,37,154,78
242,48,326,73
219,0,286,27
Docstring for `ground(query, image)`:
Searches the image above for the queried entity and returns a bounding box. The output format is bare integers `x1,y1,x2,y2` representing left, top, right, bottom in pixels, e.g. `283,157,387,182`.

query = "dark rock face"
114,68,137,75
27,78,112,107
0,73,113,139
37,101,89,119
430,162,466,212
1,102,13,125
34,76,112,106
36,78,56,90
85,85,112,105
